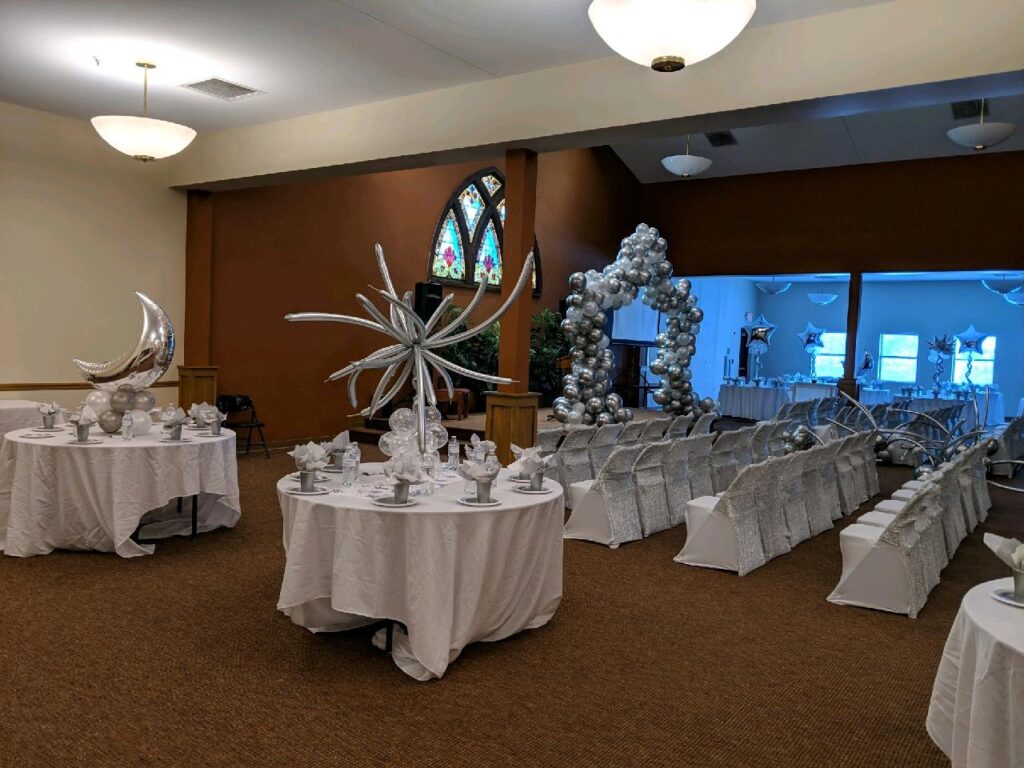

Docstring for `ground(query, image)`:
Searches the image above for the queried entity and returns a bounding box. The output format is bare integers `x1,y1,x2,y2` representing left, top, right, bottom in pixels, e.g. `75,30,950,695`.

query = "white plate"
456,495,501,507
371,496,417,508
286,486,330,496
991,588,1024,609
159,437,193,443
22,434,55,439
506,475,531,484
514,485,552,495
321,466,345,473
33,426,64,433
66,439,104,445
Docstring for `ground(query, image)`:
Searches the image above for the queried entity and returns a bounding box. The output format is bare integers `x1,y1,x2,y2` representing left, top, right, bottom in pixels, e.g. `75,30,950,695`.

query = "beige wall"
0,101,186,409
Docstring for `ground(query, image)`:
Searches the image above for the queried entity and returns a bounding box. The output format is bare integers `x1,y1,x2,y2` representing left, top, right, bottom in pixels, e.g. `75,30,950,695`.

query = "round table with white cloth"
0,400,61,448
927,577,1024,768
277,463,564,681
717,384,790,421
0,426,240,557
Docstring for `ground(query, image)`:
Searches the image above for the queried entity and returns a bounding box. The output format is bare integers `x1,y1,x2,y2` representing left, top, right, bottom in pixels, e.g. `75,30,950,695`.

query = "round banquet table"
277,464,564,681
0,426,240,557
927,578,1024,768
717,384,790,421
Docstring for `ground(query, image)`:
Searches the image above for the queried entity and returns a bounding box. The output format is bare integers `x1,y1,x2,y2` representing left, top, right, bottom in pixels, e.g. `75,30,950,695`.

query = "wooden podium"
177,365,219,408
484,391,541,465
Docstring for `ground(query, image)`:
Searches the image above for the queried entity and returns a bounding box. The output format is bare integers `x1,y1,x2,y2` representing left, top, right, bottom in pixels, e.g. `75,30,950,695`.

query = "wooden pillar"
838,271,863,400
485,149,540,464
179,190,218,406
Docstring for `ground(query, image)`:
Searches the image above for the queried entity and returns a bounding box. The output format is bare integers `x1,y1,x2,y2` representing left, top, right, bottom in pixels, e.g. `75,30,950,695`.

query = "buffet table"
277,464,564,681
927,578,1024,768
0,426,240,557
717,385,789,421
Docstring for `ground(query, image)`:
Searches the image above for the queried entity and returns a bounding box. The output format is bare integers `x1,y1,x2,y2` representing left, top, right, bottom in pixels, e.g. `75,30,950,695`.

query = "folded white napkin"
321,431,350,454
458,459,500,483
468,433,496,455
37,401,61,416
288,442,329,471
162,407,189,427
508,444,552,476
383,451,428,485
984,534,1024,570
70,406,98,426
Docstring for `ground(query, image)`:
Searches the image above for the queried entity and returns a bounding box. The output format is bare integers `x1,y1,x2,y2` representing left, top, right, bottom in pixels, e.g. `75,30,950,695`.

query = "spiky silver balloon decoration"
286,243,535,453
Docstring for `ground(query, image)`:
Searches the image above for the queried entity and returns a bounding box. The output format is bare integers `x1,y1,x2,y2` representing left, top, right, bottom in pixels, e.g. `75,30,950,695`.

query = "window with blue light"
815,332,846,378
953,336,996,386
879,333,919,383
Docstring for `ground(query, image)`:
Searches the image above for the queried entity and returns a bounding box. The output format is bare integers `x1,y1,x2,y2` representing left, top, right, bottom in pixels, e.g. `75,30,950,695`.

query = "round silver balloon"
98,409,123,434
109,389,133,414
73,292,175,392
131,390,157,412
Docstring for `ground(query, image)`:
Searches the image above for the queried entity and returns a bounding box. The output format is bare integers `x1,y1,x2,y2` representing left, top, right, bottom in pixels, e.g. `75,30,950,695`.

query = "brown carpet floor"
2,448,1021,768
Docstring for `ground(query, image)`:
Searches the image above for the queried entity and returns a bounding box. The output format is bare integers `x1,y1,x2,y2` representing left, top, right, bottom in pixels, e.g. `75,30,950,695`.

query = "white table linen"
277,464,564,681
0,400,59,448
791,382,838,402
927,578,1024,768
717,385,789,421
858,388,892,405
0,427,240,557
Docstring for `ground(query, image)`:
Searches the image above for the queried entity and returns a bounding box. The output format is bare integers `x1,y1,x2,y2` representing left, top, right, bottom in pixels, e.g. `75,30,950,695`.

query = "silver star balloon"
286,243,535,453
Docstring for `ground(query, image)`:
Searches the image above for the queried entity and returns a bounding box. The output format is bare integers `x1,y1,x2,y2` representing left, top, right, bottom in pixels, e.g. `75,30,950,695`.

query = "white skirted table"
717,385,790,421
858,388,892,405
0,426,240,557
277,463,564,681
791,381,838,402
0,400,59,449
927,578,1024,768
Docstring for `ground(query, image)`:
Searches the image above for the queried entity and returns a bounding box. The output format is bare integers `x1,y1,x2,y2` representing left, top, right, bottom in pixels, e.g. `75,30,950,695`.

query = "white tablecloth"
0,427,240,557
0,400,58,448
791,382,838,402
900,395,1005,430
859,388,892,405
277,464,564,681
927,578,1024,768
717,385,789,421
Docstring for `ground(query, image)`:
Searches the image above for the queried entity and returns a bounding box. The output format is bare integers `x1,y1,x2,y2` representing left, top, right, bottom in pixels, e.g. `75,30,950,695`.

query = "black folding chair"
217,394,269,458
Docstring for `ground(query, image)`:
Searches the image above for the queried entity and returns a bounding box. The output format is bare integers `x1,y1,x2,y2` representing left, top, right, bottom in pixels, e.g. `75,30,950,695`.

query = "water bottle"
121,411,134,441
341,447,358,487
447,437,460,471
349,442,361,473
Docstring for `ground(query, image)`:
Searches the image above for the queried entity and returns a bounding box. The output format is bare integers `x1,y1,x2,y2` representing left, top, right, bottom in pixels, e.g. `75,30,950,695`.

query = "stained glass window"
428,167,540,295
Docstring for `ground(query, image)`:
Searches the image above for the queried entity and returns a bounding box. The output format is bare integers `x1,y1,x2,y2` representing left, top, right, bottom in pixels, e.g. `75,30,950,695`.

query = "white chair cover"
749,420,777,463
563,443,646,547
552,426,597,493
667,414,694,438
663,437,694,527
588,423,624,477
639,417,672,443
689,412,717,436
634,441,672,535
686,433,716,499
617,421,645,445
753,455,792,560
535,427,565,457
777,450,811,546
935,464,968,558
767,419,793,457
710,429,751,493
819,440,844,521
800,446,835,536
834,434,862,516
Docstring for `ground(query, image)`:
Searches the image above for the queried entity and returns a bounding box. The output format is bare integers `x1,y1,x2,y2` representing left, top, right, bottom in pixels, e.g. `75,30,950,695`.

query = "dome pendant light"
661,135,712,178
946,98,1016,151
91,62,197,162
588,0,756,72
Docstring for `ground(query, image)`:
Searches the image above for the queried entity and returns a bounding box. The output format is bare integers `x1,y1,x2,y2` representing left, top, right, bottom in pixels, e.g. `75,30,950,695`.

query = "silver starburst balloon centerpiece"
286,244,535,454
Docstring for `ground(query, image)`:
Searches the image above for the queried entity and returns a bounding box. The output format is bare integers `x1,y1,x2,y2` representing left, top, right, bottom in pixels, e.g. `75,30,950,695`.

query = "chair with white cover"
799,445,836,536
667,414,694,438
663,437,695,527
750,420,777,463
536,427,565,458
563,444,646,548
773,401,794,421
674,461,768,575
551,426,597,498
640,417,672,443
966,442,992,524
777,449,811,546
753,455,792,560
833,434,863,516
828,485,944,618
819,438,845,521
686,433,717,499
767,419,793,457
710,428,752,493
617,421,645,445
588,423,624,476
634,441,672,535
689,412,717,436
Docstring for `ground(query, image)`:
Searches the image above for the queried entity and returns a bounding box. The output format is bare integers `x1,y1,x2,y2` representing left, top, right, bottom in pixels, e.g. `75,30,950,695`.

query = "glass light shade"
981,278,1022,295
1005,292,1024,306
754,280,791,296
807,292,839,305
91,115,197,161
588,0,756,71
661,154,712,178
946,121,1016,151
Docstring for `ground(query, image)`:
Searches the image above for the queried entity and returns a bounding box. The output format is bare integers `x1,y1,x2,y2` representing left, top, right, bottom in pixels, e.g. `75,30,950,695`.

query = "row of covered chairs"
828,440,992,618
675,432,879,575
987,415,1023,478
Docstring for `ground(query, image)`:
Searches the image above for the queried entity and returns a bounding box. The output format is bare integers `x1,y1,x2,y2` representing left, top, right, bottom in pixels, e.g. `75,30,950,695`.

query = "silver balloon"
73,292,176,392
595,412,614,426
109,389,133,414
131,390,156,412
98,409,123,434
585,397,603,414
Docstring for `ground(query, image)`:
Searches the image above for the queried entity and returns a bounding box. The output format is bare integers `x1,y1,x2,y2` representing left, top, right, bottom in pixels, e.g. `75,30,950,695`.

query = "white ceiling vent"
182,77,263,102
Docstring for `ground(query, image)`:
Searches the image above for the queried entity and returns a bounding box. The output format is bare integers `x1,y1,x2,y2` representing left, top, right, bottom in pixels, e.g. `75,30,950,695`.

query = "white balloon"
127,408,152,436
84,389,112,415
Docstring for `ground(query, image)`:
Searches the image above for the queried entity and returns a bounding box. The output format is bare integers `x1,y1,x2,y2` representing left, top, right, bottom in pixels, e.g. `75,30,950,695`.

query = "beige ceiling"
0,0,892,131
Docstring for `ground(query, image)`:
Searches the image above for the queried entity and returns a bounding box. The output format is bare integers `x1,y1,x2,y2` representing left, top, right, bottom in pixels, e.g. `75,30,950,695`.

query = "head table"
927,578,1024,768
277,462,564,681
0,426,240,558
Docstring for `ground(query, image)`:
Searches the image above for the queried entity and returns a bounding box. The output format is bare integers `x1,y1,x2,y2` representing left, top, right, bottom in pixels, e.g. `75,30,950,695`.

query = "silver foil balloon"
73,292,175,392
98,409,123,434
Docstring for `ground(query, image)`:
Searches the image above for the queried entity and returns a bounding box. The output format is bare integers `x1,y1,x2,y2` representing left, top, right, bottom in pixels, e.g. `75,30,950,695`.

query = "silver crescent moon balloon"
73,292,176,392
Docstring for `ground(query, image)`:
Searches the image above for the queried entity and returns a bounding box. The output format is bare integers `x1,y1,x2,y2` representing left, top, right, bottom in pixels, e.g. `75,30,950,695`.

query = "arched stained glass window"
429,167,540,295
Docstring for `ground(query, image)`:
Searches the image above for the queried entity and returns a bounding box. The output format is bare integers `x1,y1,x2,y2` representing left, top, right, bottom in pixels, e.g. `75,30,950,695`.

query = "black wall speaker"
414,281,444,322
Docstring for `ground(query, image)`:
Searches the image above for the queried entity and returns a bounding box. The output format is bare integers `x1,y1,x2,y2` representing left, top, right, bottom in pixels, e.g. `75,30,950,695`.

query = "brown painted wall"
207,147,639,441
641,152,1024,275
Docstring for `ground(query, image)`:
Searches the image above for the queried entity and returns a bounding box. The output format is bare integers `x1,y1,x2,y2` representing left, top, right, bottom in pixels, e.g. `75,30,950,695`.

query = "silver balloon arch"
552,224,715,426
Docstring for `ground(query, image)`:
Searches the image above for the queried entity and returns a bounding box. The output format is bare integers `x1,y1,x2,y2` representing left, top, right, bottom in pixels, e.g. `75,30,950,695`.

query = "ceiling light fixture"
91,61,196,162
807,292,839,306
980,274,1023,296
661,135,712,178
754,277,791,296
588,0,756,72
946,97,1017,151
